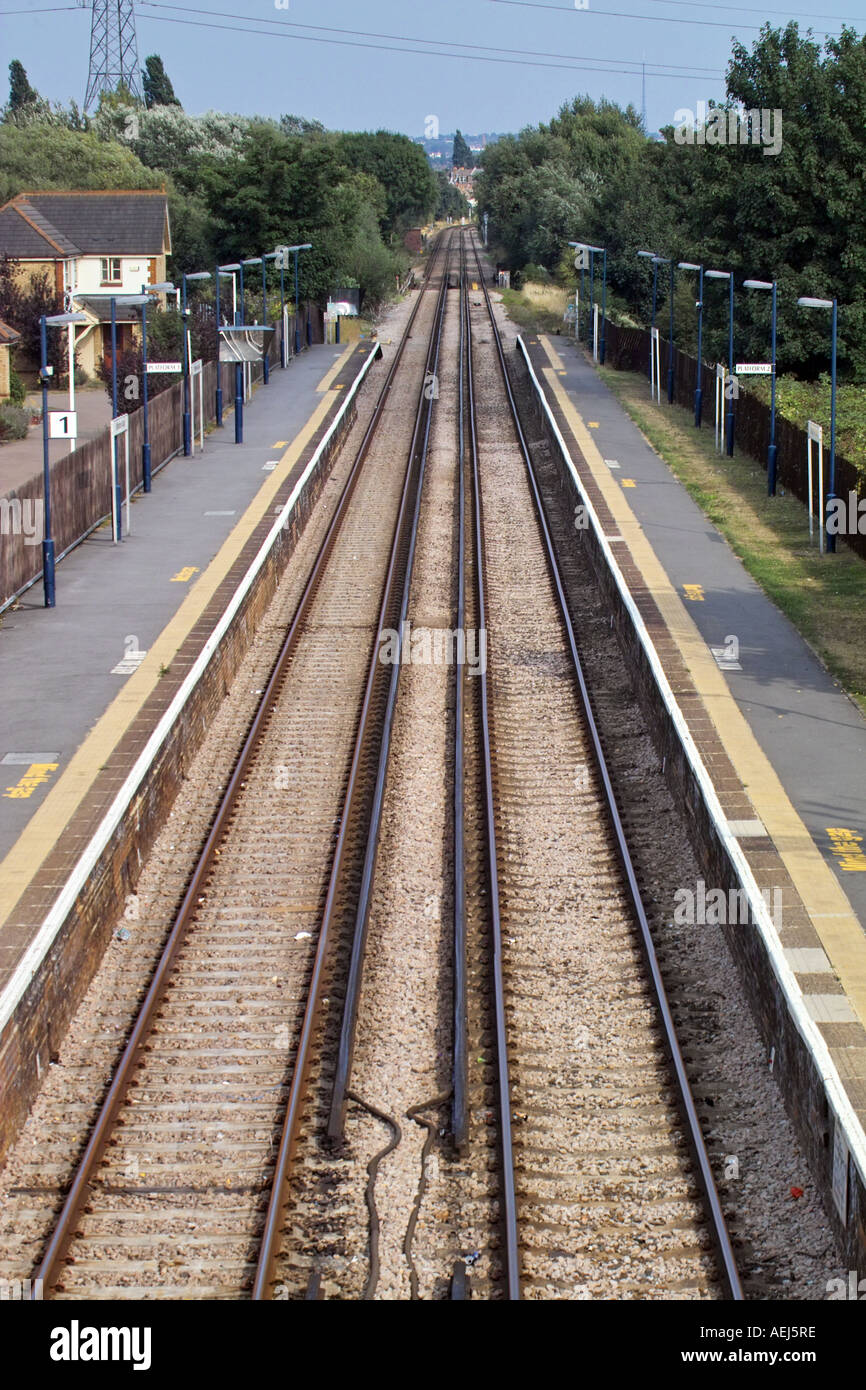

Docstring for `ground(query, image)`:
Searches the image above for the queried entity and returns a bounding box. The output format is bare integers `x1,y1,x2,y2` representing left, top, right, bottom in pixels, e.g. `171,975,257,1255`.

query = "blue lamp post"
678,262,705,426
798,295,838,553
38,311,88,608
109,294,152,537
637,250,659,382
284,243,313,353
570,242,606,361
744,279,778,494
181,271,212,456
218,263,244,443
264,251,282,368
706,268,736,455
242,257,267,383
218,264,241,430
651,258,674,404
140,281,175,492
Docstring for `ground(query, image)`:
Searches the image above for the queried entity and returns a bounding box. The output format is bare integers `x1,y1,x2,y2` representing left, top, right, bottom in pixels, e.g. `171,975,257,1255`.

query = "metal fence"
603,319,866,563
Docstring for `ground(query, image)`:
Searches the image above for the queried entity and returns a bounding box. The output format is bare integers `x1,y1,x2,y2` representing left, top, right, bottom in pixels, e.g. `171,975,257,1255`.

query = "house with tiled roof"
0,190,171,377
0,318,21,399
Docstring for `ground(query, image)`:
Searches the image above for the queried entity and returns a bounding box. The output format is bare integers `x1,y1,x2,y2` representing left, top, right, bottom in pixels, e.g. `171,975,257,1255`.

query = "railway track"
4,228,750,1300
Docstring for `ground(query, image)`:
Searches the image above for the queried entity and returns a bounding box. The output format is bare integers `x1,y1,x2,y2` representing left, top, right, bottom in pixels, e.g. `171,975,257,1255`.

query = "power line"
139,1,722,75
488,0,852,38
137,4,727,81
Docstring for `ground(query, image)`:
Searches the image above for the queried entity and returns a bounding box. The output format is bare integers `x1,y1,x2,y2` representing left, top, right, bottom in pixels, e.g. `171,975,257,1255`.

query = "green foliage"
8,59,37,113
452,130,472,167
0,403,30,440
0,124,160,202
142,55,181,110
0,260,67,374
336,131,437,233
7,367,25,405
477,29,866,383
436,170,469,221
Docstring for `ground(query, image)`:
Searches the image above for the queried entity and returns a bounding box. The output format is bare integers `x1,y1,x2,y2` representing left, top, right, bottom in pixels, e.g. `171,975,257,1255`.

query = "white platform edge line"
0,345,381,1037
519,334,866,1189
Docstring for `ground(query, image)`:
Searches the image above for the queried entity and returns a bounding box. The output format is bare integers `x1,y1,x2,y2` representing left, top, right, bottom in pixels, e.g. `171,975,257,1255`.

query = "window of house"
100,257,122,285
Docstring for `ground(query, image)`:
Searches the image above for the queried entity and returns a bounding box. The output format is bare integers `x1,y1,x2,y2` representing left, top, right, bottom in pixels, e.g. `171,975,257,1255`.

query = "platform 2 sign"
735,363,773,375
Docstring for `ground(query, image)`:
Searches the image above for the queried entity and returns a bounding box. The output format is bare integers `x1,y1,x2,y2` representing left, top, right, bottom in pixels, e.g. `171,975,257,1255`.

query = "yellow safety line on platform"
0,390,339,929
316,344,355,393
538,335,866,1025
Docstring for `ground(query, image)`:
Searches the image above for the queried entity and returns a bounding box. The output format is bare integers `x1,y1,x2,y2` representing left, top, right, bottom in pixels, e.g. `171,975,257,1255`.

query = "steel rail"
326,235,451,1139
464,238,522,1300
30,237,446,1300
452,233,468,1150
468,234,743,1300
252,232,456,1298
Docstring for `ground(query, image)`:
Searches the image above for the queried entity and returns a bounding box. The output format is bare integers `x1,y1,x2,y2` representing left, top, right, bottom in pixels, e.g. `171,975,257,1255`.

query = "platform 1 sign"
146,361,182,374
735,363,772,375
48,411,77,439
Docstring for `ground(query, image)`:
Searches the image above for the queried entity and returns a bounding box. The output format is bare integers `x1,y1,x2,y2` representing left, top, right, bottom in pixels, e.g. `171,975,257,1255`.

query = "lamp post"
141,281,175,492
706,268,735,455
109,295,152,537
242,257,267,383
798,296,838,552
284,243,313,353
218,265,241,428
637,250,659,382
651,258,674,404
744,279,778,494
678,262,705,426
264,251,282,368
38,312,88,608
181,271,212,456
569,242,605,361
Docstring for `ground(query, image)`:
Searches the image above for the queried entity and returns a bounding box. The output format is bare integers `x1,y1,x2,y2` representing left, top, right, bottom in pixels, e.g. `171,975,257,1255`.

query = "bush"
0,404,30,440
7,367,26,405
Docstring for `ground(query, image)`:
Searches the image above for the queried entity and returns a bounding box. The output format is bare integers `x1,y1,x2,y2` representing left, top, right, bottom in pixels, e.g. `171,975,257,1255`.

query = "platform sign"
190,359,204,454
735,363,772,375
146,361,182,374
48,411,77,440
807,418,824,553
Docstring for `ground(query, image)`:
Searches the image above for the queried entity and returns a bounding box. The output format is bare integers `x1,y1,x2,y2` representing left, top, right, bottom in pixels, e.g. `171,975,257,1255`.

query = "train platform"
523,327,866,1160
0,341,375,952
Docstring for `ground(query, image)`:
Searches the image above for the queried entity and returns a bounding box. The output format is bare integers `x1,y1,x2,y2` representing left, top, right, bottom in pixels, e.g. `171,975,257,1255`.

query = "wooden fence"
603,319,866,563
0,308,325,608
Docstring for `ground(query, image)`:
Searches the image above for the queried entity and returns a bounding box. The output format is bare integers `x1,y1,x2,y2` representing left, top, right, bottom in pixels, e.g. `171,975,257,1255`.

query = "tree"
436,169,469,221
452,130,471,168
337,131,438,234
0,259,68,377
8,60,37,113
0,124,161,202
142,55,181,109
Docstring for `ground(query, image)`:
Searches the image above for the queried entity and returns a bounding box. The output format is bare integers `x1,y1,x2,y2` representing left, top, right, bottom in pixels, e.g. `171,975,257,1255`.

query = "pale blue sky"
3,0,865,136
